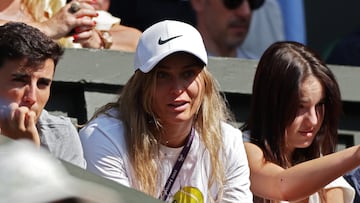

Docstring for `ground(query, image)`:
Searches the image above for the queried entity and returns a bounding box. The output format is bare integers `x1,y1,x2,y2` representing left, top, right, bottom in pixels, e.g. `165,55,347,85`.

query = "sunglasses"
222,0,264,10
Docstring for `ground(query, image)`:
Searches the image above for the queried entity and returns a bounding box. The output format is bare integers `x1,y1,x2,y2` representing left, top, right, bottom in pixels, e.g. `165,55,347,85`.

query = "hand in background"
38,0,98,40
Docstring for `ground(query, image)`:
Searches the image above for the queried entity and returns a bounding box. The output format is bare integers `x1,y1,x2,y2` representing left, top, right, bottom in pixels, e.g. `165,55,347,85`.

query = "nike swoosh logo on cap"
158,35,183,45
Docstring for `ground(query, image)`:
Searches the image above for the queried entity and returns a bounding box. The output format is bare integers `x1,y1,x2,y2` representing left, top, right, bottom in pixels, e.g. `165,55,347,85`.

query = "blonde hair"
22,0,72,47
91,66,234,202
22,0,63,22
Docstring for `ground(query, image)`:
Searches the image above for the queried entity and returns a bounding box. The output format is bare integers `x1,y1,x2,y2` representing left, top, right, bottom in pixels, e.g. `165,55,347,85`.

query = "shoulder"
243,142,266,167
79,109,129,178
220,122,243,143
240,130,261,153
37,110,78,139
37,110,85,168
221,122,242,135
79,108,125,146
80,109,124,133
219,122,248,160
38,110,75,126
244,141,263,154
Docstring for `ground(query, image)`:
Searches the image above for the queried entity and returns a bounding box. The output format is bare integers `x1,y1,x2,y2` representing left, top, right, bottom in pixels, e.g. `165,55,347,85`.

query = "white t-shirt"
279,176,355,203
307,176,354,203
80,108,253,203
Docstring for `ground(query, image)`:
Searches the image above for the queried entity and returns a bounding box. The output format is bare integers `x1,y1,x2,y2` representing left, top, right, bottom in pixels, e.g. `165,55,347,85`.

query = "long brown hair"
242,41,341,166
241,41,342,202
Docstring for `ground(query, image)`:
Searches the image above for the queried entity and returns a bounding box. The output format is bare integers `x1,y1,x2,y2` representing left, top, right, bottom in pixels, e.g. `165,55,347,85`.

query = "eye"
156,71,169,79
37,79,51,89
182,70,196,79
296,103,307,116
315,101,325,113
11,75,28,86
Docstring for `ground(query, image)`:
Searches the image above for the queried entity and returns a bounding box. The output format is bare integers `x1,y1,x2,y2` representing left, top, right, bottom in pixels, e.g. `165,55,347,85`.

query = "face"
0,59,55,122
152,53,204,127
195,0,251,51
285,76,325,154
89,0,110,11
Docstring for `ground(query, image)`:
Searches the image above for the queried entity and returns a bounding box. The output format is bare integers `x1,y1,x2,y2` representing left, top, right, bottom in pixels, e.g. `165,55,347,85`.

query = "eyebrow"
11,72,29,78
11,73,52,83
299,97,325,104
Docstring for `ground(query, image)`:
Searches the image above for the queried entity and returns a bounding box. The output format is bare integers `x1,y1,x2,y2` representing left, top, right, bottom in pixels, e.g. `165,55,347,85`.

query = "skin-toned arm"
108,24,142,52
0,2,97,39
0,103,40,147
33,1,98,40
325,187,344,203
245,142,360,201
1,1,102,48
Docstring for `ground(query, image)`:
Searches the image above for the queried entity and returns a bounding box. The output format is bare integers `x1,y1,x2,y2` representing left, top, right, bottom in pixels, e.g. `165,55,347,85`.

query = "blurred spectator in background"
108,0,196,32
191,0,307,59
85,0,142,51
241,0,285,59
89,0,111,11
0,0,141,51
242,0,307,59
107,0,300,58
0,0,99,49
277,0,307,44
190,0,265,58
326,25,360,67
343,167,360,203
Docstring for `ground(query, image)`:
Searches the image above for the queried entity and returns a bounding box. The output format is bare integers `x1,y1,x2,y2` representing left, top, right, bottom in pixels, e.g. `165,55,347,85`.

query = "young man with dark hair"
0,22,85,168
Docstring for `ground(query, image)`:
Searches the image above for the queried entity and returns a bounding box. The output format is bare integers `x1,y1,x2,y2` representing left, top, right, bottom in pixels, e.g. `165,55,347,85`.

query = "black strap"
159,127,195,201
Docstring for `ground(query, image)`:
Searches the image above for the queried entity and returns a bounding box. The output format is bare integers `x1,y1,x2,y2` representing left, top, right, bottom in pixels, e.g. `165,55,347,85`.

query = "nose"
169,77,184,95
23,85,37,106
305,107,319,126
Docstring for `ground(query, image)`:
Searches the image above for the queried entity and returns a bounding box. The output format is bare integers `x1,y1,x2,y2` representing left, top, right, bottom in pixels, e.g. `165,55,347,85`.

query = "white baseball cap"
134,20,208,73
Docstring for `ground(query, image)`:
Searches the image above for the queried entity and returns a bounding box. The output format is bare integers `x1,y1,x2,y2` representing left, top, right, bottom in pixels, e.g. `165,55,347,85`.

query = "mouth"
228,19,249,31
167,101,189,111
229,23,247,31
298,130,314,137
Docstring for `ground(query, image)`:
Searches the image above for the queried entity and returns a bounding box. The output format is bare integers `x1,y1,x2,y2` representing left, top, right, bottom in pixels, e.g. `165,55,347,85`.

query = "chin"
298,142,313,149
173,117,191,123
168,116,193,124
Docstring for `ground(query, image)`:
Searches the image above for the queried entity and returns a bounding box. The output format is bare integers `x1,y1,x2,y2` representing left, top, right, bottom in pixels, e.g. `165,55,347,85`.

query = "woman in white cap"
80,20,253,203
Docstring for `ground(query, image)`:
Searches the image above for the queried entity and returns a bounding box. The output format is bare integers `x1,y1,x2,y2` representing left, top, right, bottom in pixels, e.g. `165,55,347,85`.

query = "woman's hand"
38,1,98,40
72,27,105,49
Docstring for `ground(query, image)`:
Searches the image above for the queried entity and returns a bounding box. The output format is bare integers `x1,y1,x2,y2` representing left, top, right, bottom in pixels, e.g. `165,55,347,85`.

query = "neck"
285,147,294,165
205,40,237,57
160,122,193,148
0,0,32,22
197,23,237,57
